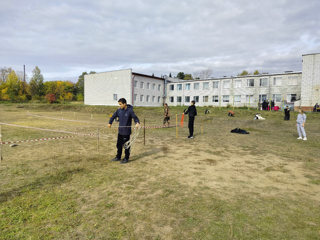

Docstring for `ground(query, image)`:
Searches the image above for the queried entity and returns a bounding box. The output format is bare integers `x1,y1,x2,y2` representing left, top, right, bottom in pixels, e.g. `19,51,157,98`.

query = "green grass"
1,103,320,239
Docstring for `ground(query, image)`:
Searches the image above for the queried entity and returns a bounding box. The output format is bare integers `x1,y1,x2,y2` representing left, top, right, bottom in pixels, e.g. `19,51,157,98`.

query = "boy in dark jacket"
284,106,290,120
108,98,140,164
183,100,197,139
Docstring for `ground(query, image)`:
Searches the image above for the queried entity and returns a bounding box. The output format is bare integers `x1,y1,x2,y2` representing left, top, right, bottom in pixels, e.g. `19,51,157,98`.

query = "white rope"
124,126,141,149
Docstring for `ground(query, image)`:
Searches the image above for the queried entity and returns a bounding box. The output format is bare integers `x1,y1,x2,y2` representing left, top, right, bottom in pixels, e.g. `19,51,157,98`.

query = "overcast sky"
1,0,319,82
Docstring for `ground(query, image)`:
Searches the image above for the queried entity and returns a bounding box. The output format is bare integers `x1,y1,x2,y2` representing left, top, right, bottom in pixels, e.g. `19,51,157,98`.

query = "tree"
184,74,193,80
6,70,23,101
193,67,213,79
253,70,260,75
177,72,185,79
45,93,56,104
239,70,249,76
169,73,172,77
27,66,44,99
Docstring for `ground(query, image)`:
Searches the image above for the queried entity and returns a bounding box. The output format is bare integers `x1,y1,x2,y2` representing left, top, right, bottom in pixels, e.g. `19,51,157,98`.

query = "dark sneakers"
120,158,129,164
111,157,120,161
188,136,194,139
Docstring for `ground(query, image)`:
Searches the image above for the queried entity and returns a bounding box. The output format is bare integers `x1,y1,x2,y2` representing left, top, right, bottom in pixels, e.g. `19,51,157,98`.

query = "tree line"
0,66,95,103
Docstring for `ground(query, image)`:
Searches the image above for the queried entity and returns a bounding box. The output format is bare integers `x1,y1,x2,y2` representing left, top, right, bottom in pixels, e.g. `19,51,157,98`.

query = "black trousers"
188,116,195,136
116,134,130,160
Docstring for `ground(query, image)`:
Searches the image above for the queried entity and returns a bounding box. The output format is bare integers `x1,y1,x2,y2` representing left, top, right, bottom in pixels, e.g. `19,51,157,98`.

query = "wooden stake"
176,114,178,138
0,126,3,162
201,121,203,134
97,128,99,153
143,119,146,146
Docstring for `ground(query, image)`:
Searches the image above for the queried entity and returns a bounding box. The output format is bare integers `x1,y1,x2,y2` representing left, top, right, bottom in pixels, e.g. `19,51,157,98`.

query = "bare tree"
193,67,213,79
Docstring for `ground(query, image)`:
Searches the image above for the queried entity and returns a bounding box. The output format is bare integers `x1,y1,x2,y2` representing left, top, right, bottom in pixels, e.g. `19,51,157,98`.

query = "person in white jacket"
296,108,307,141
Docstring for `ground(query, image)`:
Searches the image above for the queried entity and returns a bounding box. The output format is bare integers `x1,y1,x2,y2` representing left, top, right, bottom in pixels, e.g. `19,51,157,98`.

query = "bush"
45,94,56,104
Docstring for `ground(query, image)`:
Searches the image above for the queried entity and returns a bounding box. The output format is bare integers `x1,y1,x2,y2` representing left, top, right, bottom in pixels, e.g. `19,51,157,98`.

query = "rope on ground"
124,126,141,149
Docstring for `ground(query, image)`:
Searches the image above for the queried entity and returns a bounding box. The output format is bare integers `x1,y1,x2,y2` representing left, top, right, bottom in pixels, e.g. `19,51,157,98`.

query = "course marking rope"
0,122,96,136
1,135,77,145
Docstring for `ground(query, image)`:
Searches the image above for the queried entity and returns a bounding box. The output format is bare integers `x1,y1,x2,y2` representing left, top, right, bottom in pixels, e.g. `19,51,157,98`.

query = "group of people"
108,98,308,164
259,100,275,111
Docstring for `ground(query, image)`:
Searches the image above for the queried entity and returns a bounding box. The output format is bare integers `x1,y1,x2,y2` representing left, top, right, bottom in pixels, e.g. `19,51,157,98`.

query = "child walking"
108,98,140,164
163,103,170,127
183,100,197,139
296,108,307,141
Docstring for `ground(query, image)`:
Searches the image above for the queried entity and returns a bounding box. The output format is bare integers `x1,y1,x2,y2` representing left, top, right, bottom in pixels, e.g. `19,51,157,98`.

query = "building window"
185,83,190,90
234,95,241,102
146,95,150,102
134,94,137,102
260,78,268,87
140,82,144,89
134,81,137,88
247,79,254,87
169,84,174,90
213,81,219,88
193,96,199,103
158,96,161,102
177,96,182,103
140,95,144,102
223,95,229,102
273,77,282,86
177,84,182,90
194,83,199,90
153,83,156,90
287,94,297,102
147,83,150,90
203,82,209,90
169,96,174,103
223,80,230,88
113,94,118,101
203,96,209,102
158,84,161,91
259,94,267,102
212,95,219,102
234,80,242,88
152,96,155,102
288,76,298,85
185,96,190,102
246,95,253,103
273,94,281,102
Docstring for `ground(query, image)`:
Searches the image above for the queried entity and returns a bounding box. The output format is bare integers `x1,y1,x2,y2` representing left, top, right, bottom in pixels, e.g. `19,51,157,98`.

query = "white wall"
132,75,164,107
301,53,320,107
84,69,132,106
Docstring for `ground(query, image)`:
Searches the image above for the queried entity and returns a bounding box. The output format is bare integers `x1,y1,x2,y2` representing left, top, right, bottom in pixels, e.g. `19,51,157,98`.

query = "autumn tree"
184,74,193,80
27,66,44,99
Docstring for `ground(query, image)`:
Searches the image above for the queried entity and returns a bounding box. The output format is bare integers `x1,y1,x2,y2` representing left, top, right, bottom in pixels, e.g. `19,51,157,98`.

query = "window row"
168,94,295,103
169,76,299,91
134,81,162,91
134,94,161,103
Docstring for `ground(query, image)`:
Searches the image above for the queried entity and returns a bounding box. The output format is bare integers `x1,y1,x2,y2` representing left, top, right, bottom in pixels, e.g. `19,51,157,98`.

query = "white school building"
84,53,320,110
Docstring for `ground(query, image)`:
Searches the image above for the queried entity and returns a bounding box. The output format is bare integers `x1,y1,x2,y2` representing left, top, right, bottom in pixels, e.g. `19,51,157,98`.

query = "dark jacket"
185,105,197,117
109,105,140,135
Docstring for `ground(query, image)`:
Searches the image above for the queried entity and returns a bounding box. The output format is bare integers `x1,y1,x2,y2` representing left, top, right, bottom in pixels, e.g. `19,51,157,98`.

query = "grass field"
1,103,320,239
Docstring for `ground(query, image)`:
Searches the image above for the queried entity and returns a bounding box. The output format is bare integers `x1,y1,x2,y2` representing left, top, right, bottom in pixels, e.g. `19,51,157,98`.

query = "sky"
1,0,319,82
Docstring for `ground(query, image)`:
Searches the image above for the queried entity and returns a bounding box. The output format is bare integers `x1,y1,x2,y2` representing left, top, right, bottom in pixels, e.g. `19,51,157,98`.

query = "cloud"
0,0,319,81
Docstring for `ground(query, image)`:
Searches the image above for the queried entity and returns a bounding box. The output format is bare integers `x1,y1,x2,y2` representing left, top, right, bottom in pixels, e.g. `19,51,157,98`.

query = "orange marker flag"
180,114,185,127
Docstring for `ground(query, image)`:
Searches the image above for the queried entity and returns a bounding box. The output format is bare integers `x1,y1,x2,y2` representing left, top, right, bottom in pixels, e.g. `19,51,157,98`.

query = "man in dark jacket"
108,98,140,164
183,100,197,139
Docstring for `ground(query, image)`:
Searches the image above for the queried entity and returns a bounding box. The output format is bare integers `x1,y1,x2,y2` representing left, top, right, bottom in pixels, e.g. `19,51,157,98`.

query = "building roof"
132,72,164,81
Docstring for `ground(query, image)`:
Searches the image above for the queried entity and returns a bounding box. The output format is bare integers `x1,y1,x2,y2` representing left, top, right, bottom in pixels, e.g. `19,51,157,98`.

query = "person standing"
163,103,170,127
296,108,307,141
108,98,140,164
183,100,197,139
284,106,290,120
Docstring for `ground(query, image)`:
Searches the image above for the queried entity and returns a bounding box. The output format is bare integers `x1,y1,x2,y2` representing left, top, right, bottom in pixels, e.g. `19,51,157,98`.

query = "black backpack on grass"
230,127,249,134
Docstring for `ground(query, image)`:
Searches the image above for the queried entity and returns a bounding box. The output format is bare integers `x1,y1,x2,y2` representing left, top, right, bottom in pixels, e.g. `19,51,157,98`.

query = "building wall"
167,73,302,108
84,69,132,106
132,75,164,107
301,53,320,108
